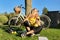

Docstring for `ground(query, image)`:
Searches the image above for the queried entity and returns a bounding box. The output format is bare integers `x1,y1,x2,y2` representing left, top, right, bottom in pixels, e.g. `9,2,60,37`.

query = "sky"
0,0,60,15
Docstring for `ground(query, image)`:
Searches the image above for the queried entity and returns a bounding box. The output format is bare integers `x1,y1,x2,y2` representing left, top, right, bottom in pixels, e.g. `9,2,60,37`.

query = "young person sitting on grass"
12,6,24,25
9,6,24,34
14,6,24,19
21,8,43,37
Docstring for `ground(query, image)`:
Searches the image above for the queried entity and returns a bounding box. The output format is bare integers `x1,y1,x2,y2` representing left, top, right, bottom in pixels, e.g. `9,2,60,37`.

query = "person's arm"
26,27,30,31
20,13,24,19
36,16,41,26
24,14,31,22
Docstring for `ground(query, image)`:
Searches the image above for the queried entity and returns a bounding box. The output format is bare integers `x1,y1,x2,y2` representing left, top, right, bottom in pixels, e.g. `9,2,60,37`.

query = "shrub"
0,15,8,25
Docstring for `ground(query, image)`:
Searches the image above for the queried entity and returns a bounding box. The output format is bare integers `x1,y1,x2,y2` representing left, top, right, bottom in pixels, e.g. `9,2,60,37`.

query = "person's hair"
14,6,21,13
31,8,39,14
31,8,35,13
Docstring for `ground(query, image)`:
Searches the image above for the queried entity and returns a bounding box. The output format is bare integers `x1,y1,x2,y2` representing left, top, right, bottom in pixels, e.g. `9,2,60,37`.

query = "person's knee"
34,26,43,34
24,21,30,26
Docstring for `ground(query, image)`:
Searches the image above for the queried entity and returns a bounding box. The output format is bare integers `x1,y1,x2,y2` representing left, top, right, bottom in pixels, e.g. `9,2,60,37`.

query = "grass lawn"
0,25,60,40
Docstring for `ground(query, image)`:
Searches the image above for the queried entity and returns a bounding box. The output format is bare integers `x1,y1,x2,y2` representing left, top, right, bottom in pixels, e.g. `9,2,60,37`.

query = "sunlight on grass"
0,26,60,40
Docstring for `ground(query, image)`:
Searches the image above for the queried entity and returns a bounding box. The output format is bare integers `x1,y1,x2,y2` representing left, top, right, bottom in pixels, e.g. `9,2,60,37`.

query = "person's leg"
26,27,42,36
29,26,43,36
26,30,34,35
23,21,30,31
26,26,43,36
26,27,30,32
21,27,34,37
21,21,33,37
33,26,43,34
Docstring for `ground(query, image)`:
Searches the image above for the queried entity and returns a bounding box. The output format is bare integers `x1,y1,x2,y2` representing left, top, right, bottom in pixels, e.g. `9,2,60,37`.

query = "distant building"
46,11,60,27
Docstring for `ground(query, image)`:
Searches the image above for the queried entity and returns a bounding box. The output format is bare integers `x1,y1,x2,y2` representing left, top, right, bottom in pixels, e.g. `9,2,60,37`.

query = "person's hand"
24,16,27,18
27,27,30,31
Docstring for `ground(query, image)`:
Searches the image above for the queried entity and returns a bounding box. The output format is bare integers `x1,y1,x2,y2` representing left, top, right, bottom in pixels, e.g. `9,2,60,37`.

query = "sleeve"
36,16,40,20
20,13,24,19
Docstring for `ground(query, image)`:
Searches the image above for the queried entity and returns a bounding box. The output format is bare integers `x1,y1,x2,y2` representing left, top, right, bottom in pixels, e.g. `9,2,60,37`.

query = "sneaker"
35,34,40,36
31,33,35,36
31,33,40,37
21,32,26,38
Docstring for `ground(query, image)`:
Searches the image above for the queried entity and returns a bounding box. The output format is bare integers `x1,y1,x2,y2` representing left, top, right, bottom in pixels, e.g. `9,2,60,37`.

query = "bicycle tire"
40,14,51,28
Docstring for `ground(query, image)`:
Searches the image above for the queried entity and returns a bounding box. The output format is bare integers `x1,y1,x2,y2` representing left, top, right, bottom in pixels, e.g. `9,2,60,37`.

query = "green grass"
40,28,60,40
0,25,60,40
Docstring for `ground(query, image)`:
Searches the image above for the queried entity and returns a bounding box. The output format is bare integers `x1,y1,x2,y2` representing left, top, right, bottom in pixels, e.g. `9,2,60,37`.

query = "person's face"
15,7,21,13
32,9,38,16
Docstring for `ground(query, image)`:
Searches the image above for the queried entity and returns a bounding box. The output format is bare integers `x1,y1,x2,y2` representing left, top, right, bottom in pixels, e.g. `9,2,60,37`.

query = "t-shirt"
33,17,41,27
28,15,40,27
14,12,24,19
28,17,36,25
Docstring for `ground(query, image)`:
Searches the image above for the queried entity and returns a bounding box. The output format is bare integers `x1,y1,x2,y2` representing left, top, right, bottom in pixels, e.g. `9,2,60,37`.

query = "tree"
42,7,48,14
25,0,32,15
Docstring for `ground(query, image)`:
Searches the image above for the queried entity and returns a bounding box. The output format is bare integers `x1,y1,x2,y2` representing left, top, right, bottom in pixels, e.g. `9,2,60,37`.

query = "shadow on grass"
0,25,26,37
0,25,22,31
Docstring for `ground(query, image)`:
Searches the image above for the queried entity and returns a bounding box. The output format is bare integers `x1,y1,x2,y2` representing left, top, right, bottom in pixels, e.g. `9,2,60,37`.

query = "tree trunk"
25,0,32,15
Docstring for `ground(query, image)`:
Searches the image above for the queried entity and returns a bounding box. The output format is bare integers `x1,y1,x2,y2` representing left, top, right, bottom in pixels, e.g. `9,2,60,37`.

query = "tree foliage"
0,15,8,25
42,7,48,14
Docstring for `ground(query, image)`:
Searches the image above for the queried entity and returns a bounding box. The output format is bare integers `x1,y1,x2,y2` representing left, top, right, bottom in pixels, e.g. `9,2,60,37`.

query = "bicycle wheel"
40,14,51,28
8,16,24,27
